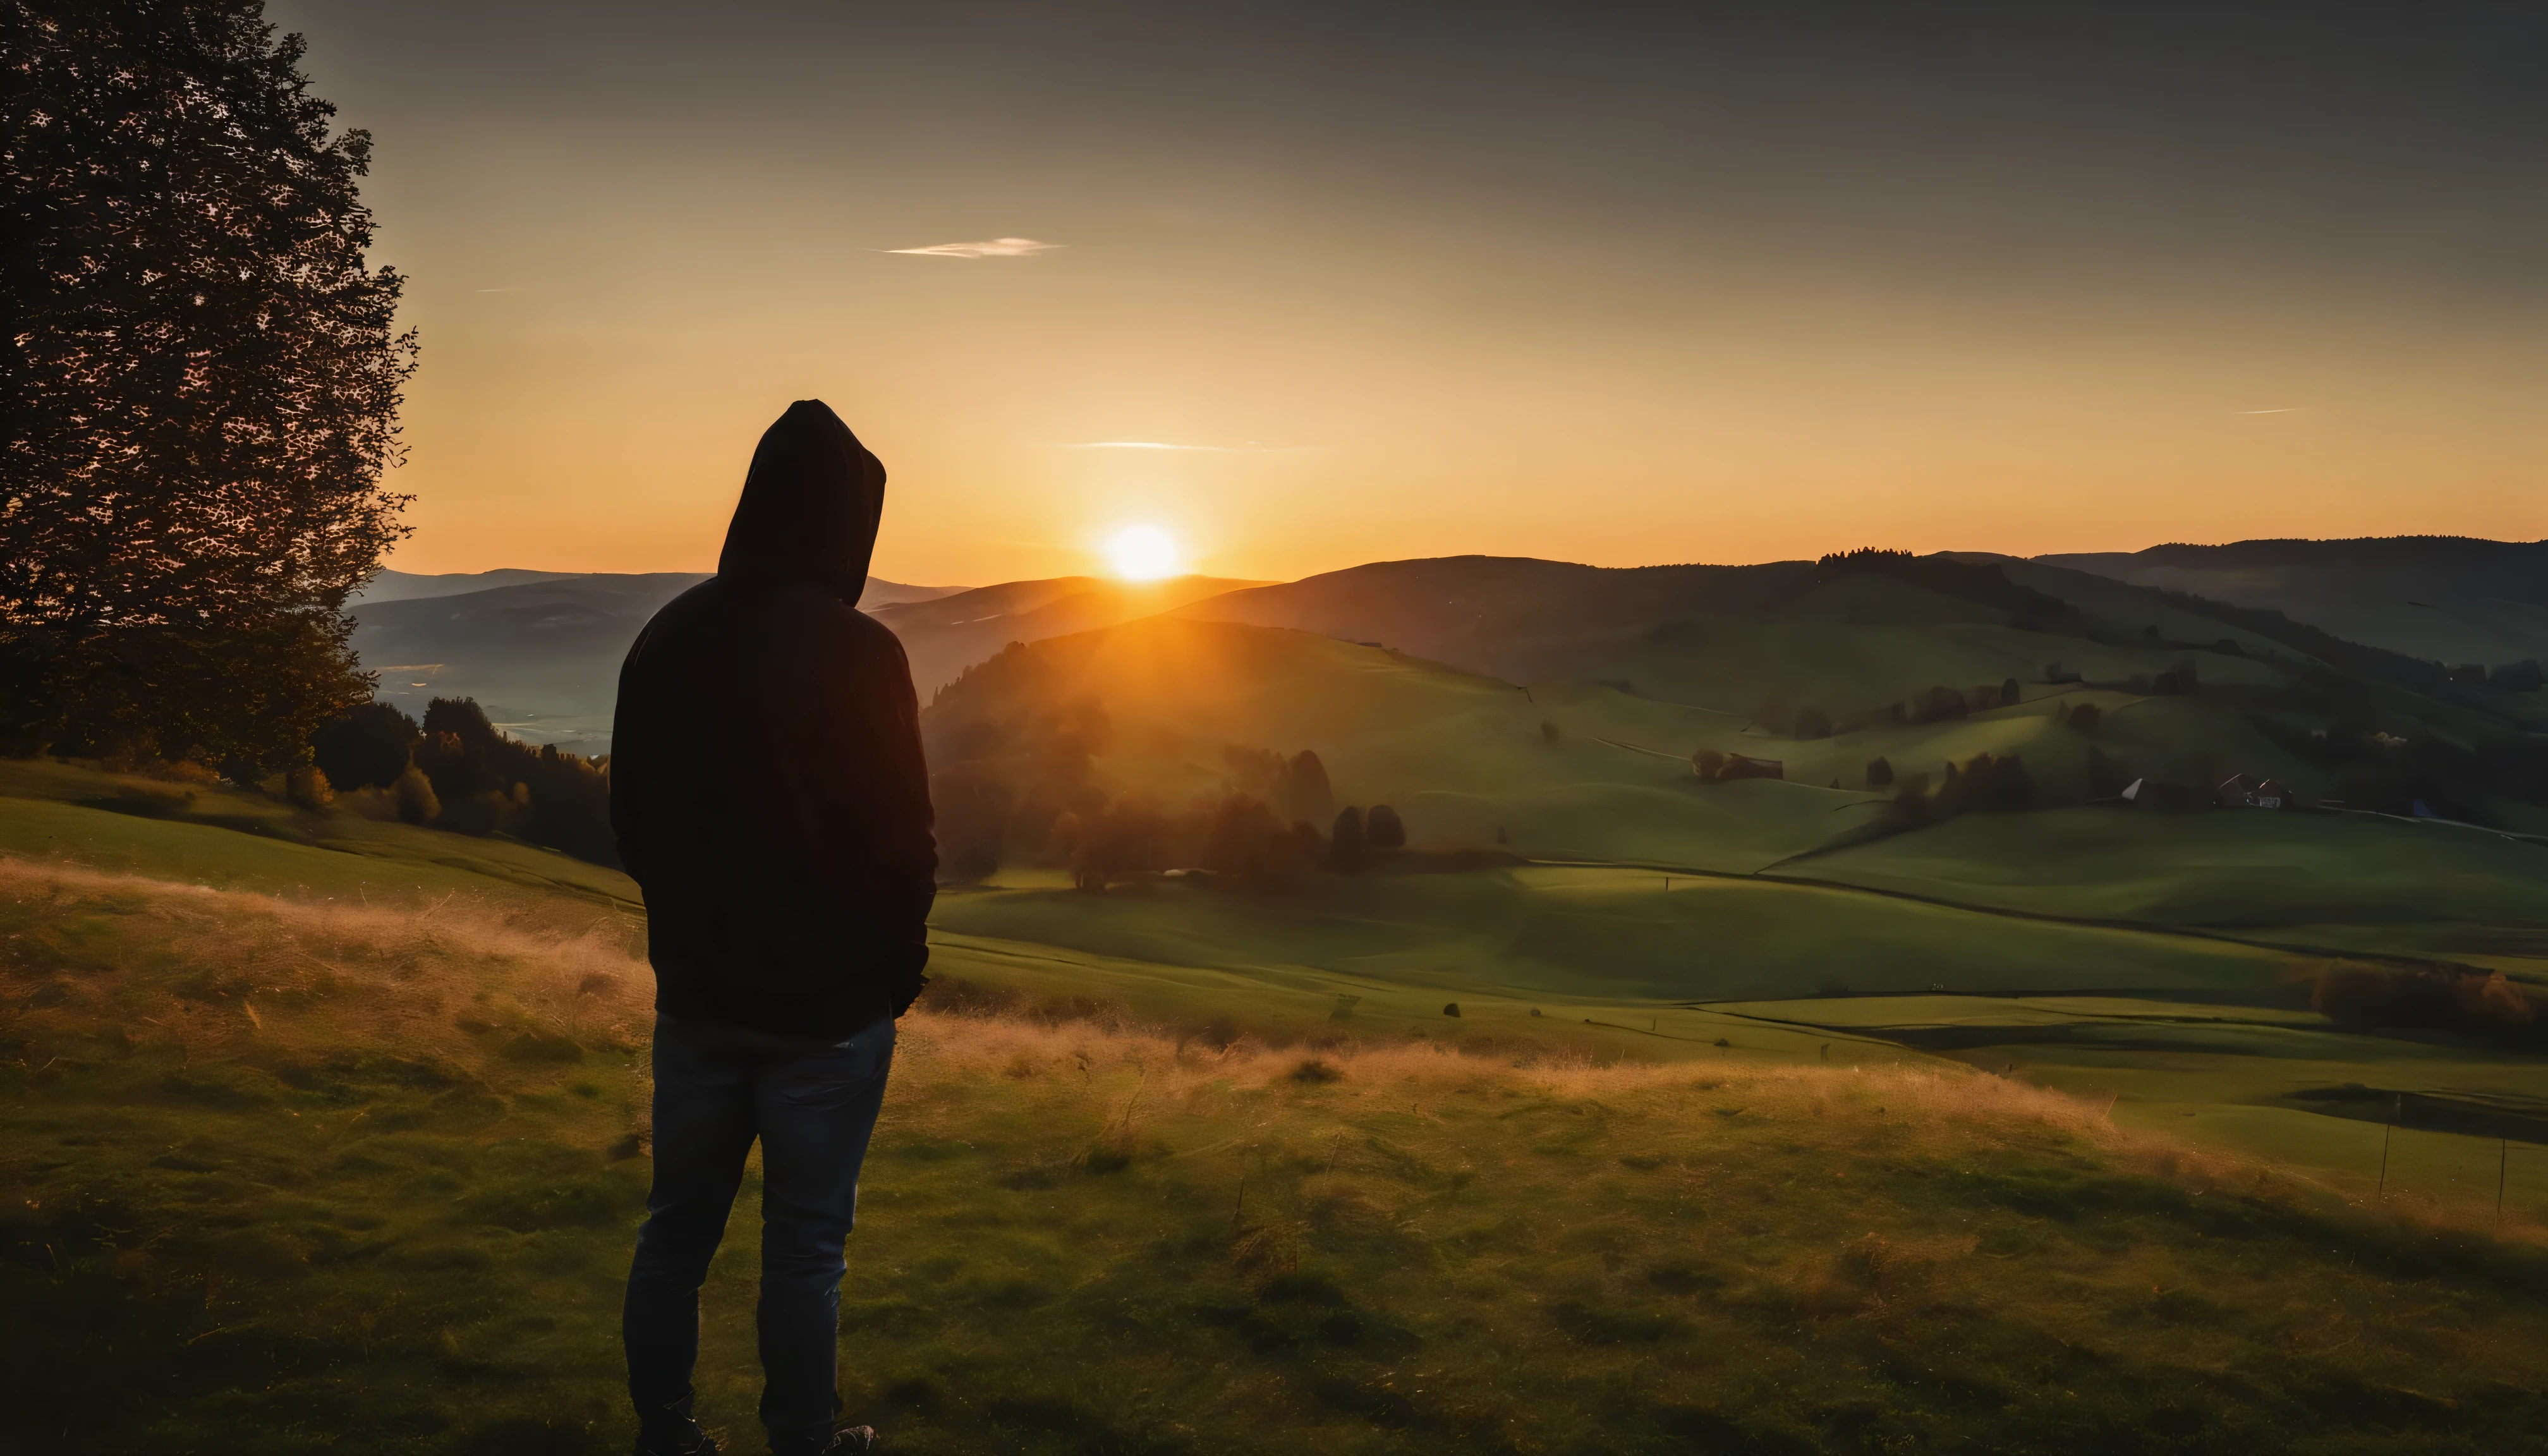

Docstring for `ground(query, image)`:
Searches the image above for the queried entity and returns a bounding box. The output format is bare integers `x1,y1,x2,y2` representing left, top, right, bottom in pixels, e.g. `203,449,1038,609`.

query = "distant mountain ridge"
1175,555,1813,685
2027,537,2548,667
878,574,1271,698
353,567,964,609
343,537,2548,760
343,570,1256,753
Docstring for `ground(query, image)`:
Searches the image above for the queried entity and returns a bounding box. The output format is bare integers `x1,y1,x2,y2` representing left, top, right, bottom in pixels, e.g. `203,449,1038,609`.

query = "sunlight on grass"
6,857,2548,1452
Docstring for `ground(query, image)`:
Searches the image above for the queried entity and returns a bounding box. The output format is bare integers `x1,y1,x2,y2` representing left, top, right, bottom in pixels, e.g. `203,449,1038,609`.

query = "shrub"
391,765,439,825
1936,753,2035,815
284,766,335,811
2311,964,2544,1041
1865,756,1893,787
1792,706,1831,740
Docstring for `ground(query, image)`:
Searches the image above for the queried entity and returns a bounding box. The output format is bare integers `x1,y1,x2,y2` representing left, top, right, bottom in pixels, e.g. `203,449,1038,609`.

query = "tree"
1792,706,1831,740
1278,749,1333,825
312,701,418,791
2,1,416,770
930,761,1012,882
1999,677,2021,707
1865,756,1893,787
1328,806,1366,874
1364,803,1406,850
1203,794,1282,883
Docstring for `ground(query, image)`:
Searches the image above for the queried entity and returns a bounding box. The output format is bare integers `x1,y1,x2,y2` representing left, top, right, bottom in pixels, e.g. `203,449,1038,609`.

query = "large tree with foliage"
1,0,415,771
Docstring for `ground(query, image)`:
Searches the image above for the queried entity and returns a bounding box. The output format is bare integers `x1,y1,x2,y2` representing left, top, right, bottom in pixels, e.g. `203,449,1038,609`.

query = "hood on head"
717,399,887,602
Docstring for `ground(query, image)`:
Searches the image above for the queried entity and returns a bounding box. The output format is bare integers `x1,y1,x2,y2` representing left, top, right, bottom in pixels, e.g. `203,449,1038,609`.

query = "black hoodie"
609,401,936,1037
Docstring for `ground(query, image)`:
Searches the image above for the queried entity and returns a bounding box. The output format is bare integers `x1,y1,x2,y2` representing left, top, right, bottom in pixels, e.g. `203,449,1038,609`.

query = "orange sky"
279,3,2548,587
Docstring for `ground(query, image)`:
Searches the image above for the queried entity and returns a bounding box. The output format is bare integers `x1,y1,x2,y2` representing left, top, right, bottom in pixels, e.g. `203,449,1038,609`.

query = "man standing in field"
610,401,937,1456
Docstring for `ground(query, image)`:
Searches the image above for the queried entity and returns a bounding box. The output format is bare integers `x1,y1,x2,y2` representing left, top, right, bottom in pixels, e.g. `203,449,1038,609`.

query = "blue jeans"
624,1013,895,1453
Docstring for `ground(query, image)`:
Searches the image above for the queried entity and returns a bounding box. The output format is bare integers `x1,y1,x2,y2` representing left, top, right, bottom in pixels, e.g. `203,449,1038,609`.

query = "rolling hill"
15,777,2547,1452
2032,537,2548,668
879,573,1270,698
348,571,965,753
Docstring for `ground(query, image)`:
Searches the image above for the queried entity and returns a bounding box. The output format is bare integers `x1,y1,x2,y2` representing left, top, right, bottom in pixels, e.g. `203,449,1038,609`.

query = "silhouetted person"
611,401,936,1456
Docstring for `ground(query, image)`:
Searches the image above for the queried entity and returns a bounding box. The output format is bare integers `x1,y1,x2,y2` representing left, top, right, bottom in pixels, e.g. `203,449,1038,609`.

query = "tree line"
927,693,1406,890
310,697,618,866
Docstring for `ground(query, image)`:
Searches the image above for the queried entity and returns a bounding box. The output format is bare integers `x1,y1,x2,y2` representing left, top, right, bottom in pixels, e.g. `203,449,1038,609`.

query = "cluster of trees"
3,3,416,777
978,784,1409,892
1811,549,2073,624
926,695,1406,890
1885,753,2036,827
2310,964,2543,1045
1326,804,1407,874
308,697,618,866
1754,680,2023,739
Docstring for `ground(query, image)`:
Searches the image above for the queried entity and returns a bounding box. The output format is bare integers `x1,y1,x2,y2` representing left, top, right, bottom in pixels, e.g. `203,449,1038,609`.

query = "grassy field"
1787,808,2548,968
9,756,2544,1186
9,846,2548,1455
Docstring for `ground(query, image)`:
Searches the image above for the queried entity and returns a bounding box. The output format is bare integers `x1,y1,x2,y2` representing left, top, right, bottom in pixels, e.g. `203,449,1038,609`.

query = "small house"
2216,773,2294,810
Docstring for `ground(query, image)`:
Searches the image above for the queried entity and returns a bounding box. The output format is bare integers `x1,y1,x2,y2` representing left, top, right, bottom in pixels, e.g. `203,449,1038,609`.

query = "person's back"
612,401,935,1456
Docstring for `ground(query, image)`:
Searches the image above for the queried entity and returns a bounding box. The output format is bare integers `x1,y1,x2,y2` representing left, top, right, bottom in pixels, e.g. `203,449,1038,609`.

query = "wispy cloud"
1055,440,1316,452
885,237,1060,258
2233,407,2311,415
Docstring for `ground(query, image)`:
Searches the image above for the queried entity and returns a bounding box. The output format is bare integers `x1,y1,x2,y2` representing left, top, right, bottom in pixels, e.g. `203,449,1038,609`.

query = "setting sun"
1103,523,1183,581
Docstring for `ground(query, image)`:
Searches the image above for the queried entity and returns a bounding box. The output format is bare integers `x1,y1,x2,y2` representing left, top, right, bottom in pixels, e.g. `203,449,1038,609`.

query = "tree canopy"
2,0,415,770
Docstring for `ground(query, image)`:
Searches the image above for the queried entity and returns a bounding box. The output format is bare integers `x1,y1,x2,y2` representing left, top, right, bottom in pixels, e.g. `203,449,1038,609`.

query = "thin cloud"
885,237,1060,258
1055,440,1316,452
2233,407,2311,415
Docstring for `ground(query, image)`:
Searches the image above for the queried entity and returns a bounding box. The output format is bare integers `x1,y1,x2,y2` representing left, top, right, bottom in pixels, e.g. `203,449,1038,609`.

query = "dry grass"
1,855,653,1060
11,854,2548,1453
6,853,2514,1245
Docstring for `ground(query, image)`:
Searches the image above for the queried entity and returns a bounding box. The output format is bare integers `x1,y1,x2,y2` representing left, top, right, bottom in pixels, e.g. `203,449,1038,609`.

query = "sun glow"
1103,524,1183,581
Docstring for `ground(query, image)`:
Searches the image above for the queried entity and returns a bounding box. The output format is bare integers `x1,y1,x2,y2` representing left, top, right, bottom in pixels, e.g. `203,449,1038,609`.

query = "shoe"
768,1420,877,1455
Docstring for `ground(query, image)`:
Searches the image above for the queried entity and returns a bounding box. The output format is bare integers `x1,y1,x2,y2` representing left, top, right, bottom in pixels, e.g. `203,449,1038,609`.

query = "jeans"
624,1013,896,1454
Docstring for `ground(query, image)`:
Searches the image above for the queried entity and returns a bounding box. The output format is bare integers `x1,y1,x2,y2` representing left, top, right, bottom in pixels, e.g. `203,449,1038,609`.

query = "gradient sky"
272,1,2548,586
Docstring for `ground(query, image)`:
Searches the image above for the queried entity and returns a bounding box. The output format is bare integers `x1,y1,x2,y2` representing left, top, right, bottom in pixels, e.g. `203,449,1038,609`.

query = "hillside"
915,608,2548,1195
880,574,1271,698
348,571,969,754
2034,537,2548,669
6,770,2547,1453
1172,552,2547,817
350,573,712,755
352,567,962,609
1174,555,1813,685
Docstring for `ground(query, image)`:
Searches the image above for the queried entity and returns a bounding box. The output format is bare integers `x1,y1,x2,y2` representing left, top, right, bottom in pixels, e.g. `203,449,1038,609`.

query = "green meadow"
8,748,2548,1450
